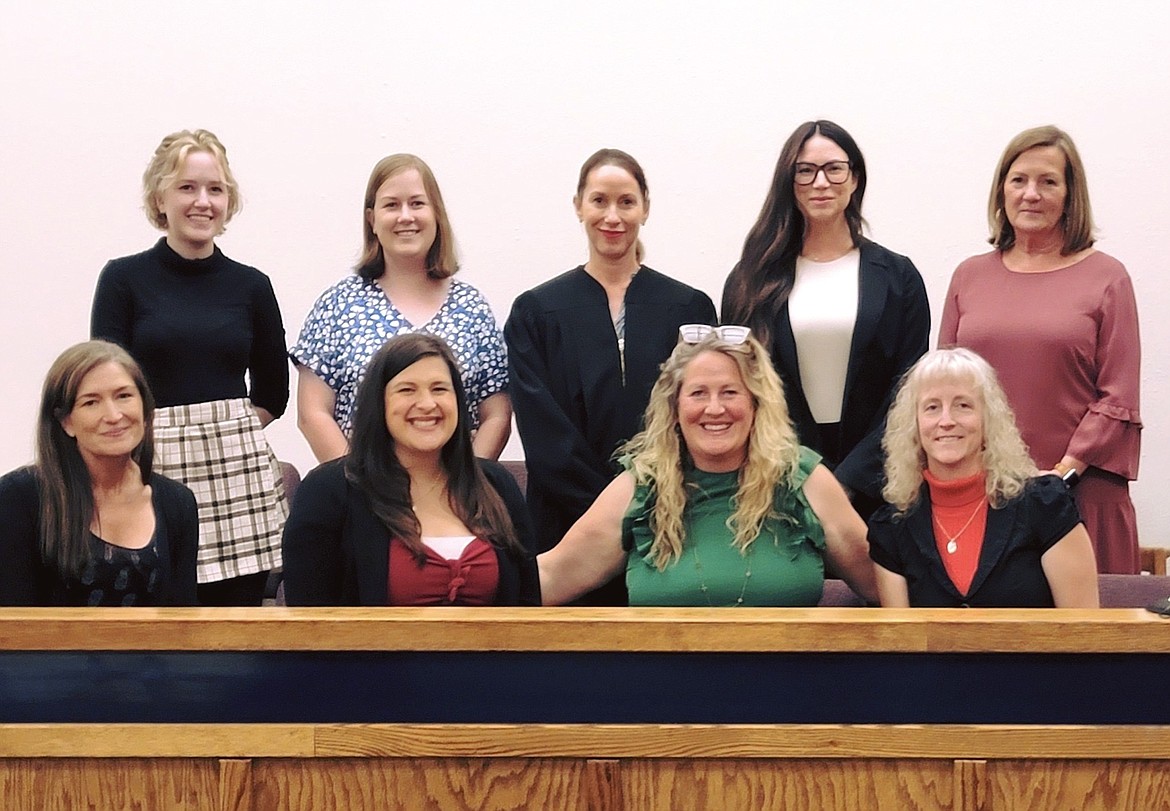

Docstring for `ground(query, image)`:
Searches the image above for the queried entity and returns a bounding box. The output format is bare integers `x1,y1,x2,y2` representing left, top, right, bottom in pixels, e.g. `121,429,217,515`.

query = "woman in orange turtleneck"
867,348,1098,608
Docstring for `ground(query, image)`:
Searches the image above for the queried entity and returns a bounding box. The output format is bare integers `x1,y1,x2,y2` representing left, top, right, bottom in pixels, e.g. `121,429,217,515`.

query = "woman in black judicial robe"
504,148,715,604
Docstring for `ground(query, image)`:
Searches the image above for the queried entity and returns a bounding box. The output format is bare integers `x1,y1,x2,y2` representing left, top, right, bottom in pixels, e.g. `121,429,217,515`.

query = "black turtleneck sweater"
91,238,289,416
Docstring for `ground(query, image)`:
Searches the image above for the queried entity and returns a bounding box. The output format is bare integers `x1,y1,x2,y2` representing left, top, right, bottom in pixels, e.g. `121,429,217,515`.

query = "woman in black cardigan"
0,341,198,606
283,334,539,606
723,120,929,517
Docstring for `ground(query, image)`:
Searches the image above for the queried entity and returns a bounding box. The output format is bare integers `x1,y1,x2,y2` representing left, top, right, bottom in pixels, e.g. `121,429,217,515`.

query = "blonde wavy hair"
882,348,1037,514
142,129,241,230
623,333,803,569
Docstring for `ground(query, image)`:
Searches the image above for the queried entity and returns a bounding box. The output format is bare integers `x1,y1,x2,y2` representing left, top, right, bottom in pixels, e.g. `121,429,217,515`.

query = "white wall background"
2,1,1167,546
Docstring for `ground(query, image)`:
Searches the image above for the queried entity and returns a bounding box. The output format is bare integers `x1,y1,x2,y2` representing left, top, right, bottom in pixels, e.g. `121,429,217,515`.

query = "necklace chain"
933,498,986,555
691,543,753,607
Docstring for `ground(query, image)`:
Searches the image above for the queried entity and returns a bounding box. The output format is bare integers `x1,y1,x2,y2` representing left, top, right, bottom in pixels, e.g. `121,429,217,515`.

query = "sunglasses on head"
678,324,752,345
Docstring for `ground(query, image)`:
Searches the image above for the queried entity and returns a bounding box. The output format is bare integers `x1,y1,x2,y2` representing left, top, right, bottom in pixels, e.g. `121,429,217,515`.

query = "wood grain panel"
987,760,1170,811
0,758,217,810
583,759,622,811
0,724,314,758
251,758,600,811
219,758,251,811
0,607,1165,653
954,759,987,811
620,758,952,811
312,724,1170,760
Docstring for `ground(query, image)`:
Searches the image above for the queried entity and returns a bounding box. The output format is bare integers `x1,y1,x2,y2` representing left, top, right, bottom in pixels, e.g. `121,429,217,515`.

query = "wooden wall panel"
987,760,1170,811
0,758,217,811
251,758,604,811
620,759,953,811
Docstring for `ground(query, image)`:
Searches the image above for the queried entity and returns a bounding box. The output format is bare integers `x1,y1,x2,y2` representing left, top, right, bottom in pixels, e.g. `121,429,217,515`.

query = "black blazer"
868,476,1082,607
767,241,929,500
282,458,540,606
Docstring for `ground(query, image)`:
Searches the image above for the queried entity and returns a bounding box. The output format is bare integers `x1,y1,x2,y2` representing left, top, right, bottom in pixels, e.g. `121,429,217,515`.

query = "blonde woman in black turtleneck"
91,129,289,606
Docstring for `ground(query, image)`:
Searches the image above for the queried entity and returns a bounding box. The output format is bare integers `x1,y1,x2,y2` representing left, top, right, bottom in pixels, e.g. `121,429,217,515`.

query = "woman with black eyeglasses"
722,120,929,519
538,327,877,606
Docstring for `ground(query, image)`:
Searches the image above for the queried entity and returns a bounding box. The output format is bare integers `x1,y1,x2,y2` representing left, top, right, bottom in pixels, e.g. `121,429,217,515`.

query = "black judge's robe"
505,266,716,604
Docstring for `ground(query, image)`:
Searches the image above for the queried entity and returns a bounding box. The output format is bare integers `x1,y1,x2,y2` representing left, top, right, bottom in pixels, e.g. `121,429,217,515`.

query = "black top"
867,476,1082,607
735,241,929,501
0,467,199,606
505,266,716,551
91,238,289,416
281,458,541,606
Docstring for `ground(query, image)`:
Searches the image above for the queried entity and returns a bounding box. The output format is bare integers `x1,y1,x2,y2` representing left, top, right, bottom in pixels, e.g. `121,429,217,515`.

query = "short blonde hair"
624,333,803,569
142,129,241,230
882,348,1037,513
356,154,458,281
988,125,1095,255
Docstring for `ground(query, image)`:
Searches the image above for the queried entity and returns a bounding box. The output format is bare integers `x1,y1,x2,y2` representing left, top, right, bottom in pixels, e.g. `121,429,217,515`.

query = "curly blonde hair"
623,333,803,569
882,348,1037,514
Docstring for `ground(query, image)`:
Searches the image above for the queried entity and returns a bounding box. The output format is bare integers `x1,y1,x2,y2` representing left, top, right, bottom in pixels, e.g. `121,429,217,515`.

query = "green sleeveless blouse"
623,447,826,607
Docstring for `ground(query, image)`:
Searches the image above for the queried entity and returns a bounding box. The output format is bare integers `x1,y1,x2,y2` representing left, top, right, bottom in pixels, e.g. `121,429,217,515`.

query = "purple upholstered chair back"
501,459,528,497
1098,574,1170,608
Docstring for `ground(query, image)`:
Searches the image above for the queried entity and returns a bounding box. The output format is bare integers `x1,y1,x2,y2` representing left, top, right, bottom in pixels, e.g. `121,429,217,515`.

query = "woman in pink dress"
939,126,1141,573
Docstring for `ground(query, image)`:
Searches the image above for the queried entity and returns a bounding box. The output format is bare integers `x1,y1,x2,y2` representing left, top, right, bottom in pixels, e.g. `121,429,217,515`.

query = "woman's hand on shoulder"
803,465,878,604
537,472,634,605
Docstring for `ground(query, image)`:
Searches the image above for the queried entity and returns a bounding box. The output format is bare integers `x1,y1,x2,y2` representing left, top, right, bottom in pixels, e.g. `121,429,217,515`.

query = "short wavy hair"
882,348,1037,514
988,125,1096,255
356,154,458,281
142,129,241,230
623,332,802,569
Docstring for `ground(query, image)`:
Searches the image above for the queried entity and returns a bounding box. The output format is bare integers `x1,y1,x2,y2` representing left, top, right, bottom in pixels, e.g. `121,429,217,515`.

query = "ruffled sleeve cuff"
1067,403,1142,480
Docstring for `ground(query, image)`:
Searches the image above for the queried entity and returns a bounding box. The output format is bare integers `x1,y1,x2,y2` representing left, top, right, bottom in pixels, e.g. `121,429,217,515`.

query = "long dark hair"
344,333,522,560
36,341,156,578
722,120,868,348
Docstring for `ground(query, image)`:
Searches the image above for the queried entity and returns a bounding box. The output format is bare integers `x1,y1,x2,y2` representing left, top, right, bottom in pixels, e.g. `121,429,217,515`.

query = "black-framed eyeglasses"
678,324,752,345
793,161,852,186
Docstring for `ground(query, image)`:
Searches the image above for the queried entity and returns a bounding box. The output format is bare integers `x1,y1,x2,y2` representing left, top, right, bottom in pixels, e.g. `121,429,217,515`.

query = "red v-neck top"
924,469,988,596
387,537,500,605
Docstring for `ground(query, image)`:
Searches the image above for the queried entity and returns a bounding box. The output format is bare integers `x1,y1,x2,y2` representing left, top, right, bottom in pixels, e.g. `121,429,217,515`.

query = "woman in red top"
868,348,1098,608
282,334,538,605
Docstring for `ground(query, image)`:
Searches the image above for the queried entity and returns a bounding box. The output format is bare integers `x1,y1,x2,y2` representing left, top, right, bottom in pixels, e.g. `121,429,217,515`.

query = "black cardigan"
282,458,540,606
0,466,199,606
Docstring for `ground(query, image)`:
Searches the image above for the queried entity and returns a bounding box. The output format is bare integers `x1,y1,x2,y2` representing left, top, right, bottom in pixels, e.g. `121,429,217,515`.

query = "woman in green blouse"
538,326,877,606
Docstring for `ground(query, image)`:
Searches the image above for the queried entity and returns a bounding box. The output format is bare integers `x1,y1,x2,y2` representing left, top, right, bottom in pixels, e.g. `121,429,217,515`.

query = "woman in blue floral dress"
292,154,510,462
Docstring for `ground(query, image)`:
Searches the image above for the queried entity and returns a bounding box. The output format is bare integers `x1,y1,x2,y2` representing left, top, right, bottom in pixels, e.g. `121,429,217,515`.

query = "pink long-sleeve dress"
939,250,1141,573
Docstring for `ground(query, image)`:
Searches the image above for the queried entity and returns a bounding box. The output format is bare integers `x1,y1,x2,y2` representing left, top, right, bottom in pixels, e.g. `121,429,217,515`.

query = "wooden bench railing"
1,607,1168,810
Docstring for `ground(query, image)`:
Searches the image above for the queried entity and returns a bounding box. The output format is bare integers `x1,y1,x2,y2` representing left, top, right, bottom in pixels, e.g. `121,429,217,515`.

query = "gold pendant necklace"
933,498,986,555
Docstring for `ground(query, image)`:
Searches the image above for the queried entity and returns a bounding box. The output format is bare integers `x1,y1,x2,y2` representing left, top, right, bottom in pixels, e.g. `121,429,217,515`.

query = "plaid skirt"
154,399,287,584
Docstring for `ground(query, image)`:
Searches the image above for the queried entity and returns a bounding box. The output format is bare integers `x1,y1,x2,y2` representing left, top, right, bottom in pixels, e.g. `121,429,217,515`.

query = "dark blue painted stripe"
0,651,1164,724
